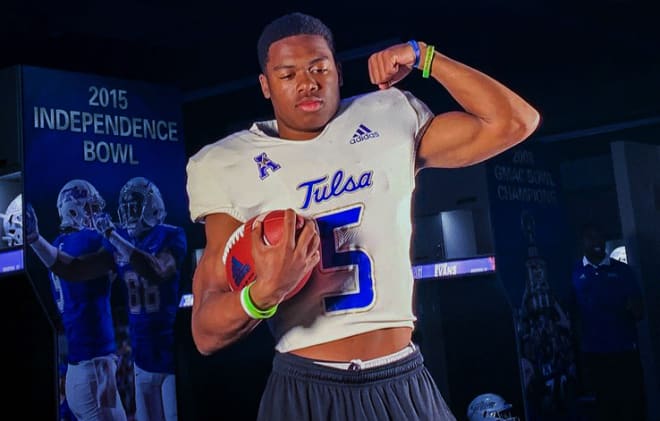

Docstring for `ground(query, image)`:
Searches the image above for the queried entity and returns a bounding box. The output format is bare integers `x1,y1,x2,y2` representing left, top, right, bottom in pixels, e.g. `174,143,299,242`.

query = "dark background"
2,1,659,420
2,0,659,156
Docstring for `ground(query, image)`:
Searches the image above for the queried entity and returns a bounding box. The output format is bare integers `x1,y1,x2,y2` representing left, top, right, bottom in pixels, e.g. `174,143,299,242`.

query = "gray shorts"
257,346,456,421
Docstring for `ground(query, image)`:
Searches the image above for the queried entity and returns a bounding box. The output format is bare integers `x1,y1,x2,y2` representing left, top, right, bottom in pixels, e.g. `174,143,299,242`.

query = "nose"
296,71,319,94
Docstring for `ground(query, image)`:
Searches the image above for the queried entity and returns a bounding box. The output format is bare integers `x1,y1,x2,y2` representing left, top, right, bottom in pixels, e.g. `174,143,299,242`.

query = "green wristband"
422,44,435,78
240,282,278,319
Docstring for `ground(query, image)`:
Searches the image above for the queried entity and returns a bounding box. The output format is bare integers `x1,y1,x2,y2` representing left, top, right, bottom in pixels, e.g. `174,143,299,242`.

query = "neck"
586,254,605,265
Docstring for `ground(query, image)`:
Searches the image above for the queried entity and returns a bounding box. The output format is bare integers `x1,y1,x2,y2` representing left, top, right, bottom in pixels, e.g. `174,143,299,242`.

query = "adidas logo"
231,257,250,287
350,124,380,144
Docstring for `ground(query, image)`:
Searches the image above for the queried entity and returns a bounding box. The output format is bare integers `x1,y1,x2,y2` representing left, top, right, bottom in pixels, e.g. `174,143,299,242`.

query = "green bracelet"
422,44,435,78
240,282,278,319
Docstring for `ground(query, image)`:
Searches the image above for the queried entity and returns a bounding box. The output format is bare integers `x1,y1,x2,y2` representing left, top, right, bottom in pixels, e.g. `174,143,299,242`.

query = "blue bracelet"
408,40,421,68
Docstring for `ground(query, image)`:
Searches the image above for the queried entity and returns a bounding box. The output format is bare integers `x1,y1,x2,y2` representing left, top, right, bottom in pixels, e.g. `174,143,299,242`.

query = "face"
259,34,341,140
119,191,146,237
582,228,606,263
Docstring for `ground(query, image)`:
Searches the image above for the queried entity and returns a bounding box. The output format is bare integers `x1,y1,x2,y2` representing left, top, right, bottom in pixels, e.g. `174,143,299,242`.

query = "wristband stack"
240,282,278,319
422,44,435,78
407,40,435,78
408,40,421,68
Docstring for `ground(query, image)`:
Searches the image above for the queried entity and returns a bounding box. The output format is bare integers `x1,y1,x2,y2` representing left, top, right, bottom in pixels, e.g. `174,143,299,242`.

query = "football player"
43,179,128,421
185,12,539,421
27,176,186,421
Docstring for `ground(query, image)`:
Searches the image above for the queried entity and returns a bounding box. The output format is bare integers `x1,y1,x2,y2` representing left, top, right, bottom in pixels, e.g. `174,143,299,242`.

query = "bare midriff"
289,327,413,361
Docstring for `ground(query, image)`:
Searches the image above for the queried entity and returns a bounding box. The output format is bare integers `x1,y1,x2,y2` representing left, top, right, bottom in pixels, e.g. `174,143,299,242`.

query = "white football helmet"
2,194,23,246
118,176,166,238
57,179,106,230
467,393,519,421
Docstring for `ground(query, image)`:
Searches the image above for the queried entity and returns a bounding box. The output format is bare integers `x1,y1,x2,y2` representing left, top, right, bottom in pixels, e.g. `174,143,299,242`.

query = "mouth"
296,98,323,112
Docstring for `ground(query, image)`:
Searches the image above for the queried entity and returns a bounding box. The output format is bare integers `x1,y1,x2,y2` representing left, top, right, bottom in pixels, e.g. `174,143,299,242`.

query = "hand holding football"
223,209,314,300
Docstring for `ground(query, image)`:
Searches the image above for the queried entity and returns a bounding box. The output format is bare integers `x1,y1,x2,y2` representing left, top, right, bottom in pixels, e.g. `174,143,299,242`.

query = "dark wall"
560,153,622,260
175,308,275,421
415,274,524,420
2,272,57,419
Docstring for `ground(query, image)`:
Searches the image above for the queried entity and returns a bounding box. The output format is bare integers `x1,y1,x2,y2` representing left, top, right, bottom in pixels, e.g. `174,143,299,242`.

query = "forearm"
128,249,175,282
51,254,114,280
192,288,261,355
105,230,173,281
30,235,112,280
419,42,539,133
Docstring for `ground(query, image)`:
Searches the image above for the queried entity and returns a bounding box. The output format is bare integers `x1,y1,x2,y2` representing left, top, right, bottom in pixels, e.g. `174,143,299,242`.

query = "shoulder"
163,223,186,235
610,259,634,275
60,228,102,243
188,130,251,163
150,223,182,236
334,89,432,131
341,88,422,109
571,258,583,270
571,260,586,276
156,224,187,245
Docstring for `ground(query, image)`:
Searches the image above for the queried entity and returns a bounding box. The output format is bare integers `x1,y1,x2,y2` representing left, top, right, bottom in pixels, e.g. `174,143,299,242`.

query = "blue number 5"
316,205,374,313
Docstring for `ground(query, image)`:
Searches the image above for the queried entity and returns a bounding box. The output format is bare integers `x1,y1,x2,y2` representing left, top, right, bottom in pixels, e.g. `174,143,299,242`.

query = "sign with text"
412,256,496,280
21,65,190,420
487,143,577,421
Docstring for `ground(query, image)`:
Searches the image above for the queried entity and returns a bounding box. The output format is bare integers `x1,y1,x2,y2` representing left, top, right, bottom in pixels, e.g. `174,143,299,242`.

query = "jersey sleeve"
400,90,434,140
59,229,105,256
186,142,244,223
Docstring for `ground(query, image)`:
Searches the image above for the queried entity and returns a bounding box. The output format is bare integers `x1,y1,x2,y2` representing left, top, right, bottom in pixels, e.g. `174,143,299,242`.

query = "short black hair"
257,12,335,72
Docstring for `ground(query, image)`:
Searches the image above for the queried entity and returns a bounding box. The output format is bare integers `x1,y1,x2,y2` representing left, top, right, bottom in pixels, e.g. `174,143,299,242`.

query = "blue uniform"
50,228,128,421
108,223,185,421
571,256,646,421
50,229,116,363
114,223,186,374
571,257,642,353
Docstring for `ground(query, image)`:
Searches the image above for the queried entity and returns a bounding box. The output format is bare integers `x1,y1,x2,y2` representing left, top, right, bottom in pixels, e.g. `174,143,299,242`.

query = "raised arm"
48,249,116,280
26,203,115,280
368,41,540,169
93,212,181,283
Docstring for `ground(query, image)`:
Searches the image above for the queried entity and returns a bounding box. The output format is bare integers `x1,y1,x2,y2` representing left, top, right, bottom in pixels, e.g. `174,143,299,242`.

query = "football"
223,210,313,300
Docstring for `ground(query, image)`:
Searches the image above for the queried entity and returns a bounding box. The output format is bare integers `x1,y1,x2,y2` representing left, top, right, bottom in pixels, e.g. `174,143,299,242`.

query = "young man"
28,176,186,421
570,224,646,421
46,179,128,421
186,12,540,420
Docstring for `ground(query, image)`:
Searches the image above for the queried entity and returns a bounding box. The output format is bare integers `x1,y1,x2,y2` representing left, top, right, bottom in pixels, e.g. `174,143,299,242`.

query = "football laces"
222,223,246,265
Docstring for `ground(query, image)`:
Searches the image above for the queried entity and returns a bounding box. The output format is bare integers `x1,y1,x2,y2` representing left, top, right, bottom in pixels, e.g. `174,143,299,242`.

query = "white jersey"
187,88,434,352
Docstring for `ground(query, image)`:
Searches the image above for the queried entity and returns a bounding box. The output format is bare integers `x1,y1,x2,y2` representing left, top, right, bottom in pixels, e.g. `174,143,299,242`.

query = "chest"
231,128,414,216
575,268,627,305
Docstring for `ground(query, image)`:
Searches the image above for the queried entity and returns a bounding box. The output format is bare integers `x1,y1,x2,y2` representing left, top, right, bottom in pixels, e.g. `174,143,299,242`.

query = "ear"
336,61,343,87
258,74,271,99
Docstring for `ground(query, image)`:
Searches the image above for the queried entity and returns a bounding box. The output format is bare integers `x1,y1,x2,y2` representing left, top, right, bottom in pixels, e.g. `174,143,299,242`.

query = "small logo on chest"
349,124,380,144
254,152,281,179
